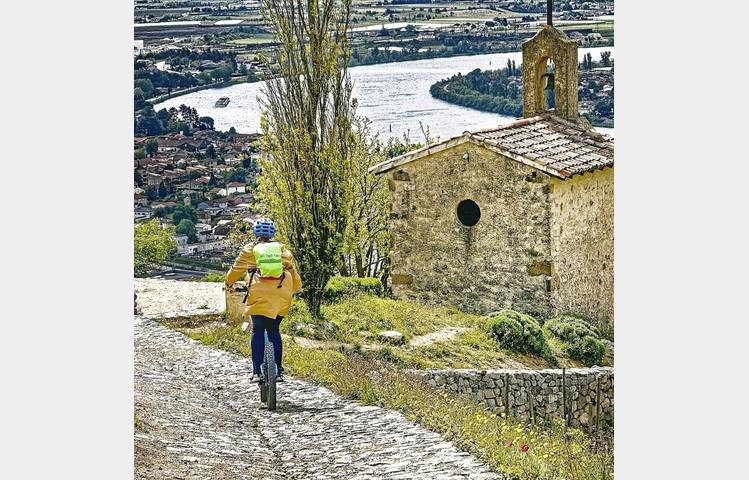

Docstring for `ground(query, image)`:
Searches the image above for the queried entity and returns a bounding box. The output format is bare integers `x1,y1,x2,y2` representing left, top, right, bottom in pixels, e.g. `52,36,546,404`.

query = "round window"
456,199,481,227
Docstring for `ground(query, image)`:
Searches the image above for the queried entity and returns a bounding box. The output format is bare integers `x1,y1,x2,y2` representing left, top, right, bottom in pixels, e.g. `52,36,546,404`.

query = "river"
154,46,614,141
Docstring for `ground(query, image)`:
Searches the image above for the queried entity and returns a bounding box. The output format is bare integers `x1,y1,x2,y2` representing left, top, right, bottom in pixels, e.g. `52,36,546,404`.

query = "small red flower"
520,444,529,453
506,441,513,447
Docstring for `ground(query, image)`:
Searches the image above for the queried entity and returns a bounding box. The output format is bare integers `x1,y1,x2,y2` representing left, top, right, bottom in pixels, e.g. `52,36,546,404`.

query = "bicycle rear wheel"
259,380,268,403
264,341,277,410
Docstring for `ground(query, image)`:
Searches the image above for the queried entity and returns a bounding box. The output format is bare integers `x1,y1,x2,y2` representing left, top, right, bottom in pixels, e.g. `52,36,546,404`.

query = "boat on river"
214,97,230,108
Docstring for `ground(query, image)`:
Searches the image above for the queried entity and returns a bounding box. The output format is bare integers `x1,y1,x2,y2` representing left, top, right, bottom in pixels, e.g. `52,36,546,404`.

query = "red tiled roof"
471,115,613,178
369,114,613,179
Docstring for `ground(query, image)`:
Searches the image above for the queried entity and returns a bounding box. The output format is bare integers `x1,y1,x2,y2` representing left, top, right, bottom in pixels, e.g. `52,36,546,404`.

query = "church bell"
543,72,555,91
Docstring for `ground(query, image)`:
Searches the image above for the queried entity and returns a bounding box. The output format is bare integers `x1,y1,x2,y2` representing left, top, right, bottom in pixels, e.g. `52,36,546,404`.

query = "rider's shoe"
276,372,285,382
250,373,261,383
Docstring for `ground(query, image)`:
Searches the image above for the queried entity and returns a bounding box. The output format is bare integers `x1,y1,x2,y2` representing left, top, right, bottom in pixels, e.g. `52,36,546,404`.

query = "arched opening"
534,56,556,114
543,58,556,111
457,199,481,227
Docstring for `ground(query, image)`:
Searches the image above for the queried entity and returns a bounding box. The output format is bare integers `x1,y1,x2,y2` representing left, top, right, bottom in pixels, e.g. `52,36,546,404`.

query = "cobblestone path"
134,279,499,479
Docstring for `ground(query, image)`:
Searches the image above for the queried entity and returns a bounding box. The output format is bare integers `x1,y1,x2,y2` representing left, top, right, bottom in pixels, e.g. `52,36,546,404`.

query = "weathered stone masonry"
550,168,614,324
388,141,556,319
382,136,614,325
418,367,613,430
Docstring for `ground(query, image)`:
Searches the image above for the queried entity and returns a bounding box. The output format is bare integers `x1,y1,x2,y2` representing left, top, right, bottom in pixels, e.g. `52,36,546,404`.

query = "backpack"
252,242,284,279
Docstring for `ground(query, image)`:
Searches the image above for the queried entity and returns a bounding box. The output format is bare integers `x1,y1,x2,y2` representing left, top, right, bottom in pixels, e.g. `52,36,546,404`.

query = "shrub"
483,309,547,356
200,272,226,282
546,315,606,366
322,276,384,302
566,335,606,367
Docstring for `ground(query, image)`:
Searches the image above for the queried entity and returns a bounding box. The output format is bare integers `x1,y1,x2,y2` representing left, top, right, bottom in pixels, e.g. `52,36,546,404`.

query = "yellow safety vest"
253,242,283,278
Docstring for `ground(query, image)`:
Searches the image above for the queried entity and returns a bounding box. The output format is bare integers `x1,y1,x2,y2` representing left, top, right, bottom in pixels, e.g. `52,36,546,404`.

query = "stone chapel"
370,14,614,326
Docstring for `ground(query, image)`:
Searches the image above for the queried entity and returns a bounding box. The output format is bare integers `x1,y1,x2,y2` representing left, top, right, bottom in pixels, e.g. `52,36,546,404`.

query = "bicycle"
241,320,278,411
228,278,280,411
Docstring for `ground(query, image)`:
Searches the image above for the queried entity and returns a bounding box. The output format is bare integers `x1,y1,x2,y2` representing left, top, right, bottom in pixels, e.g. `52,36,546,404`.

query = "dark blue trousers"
250,315,283,375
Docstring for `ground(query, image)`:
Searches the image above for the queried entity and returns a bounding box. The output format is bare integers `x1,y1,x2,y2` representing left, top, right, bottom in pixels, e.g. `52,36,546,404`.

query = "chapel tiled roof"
470,114,613,178
369,114,614,179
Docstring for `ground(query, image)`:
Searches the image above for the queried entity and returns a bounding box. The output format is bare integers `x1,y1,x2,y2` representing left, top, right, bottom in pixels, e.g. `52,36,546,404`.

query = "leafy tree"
134,169,144,187
211,65,232,82
225,166,249,183
382,132,422,159
342,117,392,281
198,116,214,129
156,108,171,123
167,120,190,135
257,0,355,317
134,219,177,276
175,219,198,242
134,148,146,160
134,78,154,98
146,185,158,201
594,99,613,117
600,51,612,67
172,204,197,225
197,71,213,84
158,181,168,199
145,138,159,156
206,144,217,158
135,107,164,136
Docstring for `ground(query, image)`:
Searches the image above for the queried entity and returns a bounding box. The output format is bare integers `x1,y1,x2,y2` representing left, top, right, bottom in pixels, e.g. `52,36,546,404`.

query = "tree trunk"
339,254,349,276
355,252,365,278
304,288,323,318
379,257,391,296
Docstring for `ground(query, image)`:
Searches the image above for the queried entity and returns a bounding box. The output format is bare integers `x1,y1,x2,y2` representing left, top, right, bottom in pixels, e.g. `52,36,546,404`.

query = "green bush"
200,272,226,283
483,309,547,356
546,315,606,366
566,335,606,367
322,276,384,302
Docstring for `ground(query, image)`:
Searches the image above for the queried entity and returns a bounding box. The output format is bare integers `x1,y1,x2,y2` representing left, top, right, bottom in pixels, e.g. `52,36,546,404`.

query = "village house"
150,200,178,211
181,239,231,255
197,202,223,217
157,136,211,153
134,206,154,222
370,23,614,326
218,182,246,196
134,194,148,207
146,172,163,187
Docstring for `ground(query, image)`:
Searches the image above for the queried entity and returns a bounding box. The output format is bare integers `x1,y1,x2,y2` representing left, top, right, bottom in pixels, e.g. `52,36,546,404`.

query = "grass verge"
161,315,613,480
278,294,594,369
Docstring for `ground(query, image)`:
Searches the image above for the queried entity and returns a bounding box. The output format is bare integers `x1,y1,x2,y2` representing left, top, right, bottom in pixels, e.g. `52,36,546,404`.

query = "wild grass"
278,294,577,369
284,294,483,344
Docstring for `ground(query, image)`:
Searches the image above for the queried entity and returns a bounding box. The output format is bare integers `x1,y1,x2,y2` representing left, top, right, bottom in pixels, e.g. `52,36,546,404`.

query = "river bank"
154,46,615,140
145,76,257,107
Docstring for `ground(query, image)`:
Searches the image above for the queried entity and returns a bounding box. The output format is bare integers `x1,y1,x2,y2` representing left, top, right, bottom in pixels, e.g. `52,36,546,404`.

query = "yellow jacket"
225,241,302,319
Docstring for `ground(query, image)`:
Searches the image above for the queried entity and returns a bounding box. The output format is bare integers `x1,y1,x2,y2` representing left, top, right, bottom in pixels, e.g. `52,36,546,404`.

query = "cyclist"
225,218,301,382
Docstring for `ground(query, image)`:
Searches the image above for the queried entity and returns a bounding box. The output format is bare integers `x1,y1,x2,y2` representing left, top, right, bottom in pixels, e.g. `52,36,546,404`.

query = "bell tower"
522,0,579,122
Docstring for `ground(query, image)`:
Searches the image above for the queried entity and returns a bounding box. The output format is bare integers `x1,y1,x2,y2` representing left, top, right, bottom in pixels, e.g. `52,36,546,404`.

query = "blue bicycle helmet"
252,218,276,239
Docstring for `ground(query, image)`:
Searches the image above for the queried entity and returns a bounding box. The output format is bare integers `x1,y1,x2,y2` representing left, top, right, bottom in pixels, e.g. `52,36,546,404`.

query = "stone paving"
134,279,500,479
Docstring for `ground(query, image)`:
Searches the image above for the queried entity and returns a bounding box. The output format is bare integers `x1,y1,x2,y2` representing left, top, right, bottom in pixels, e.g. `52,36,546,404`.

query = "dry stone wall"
418,367,613,430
